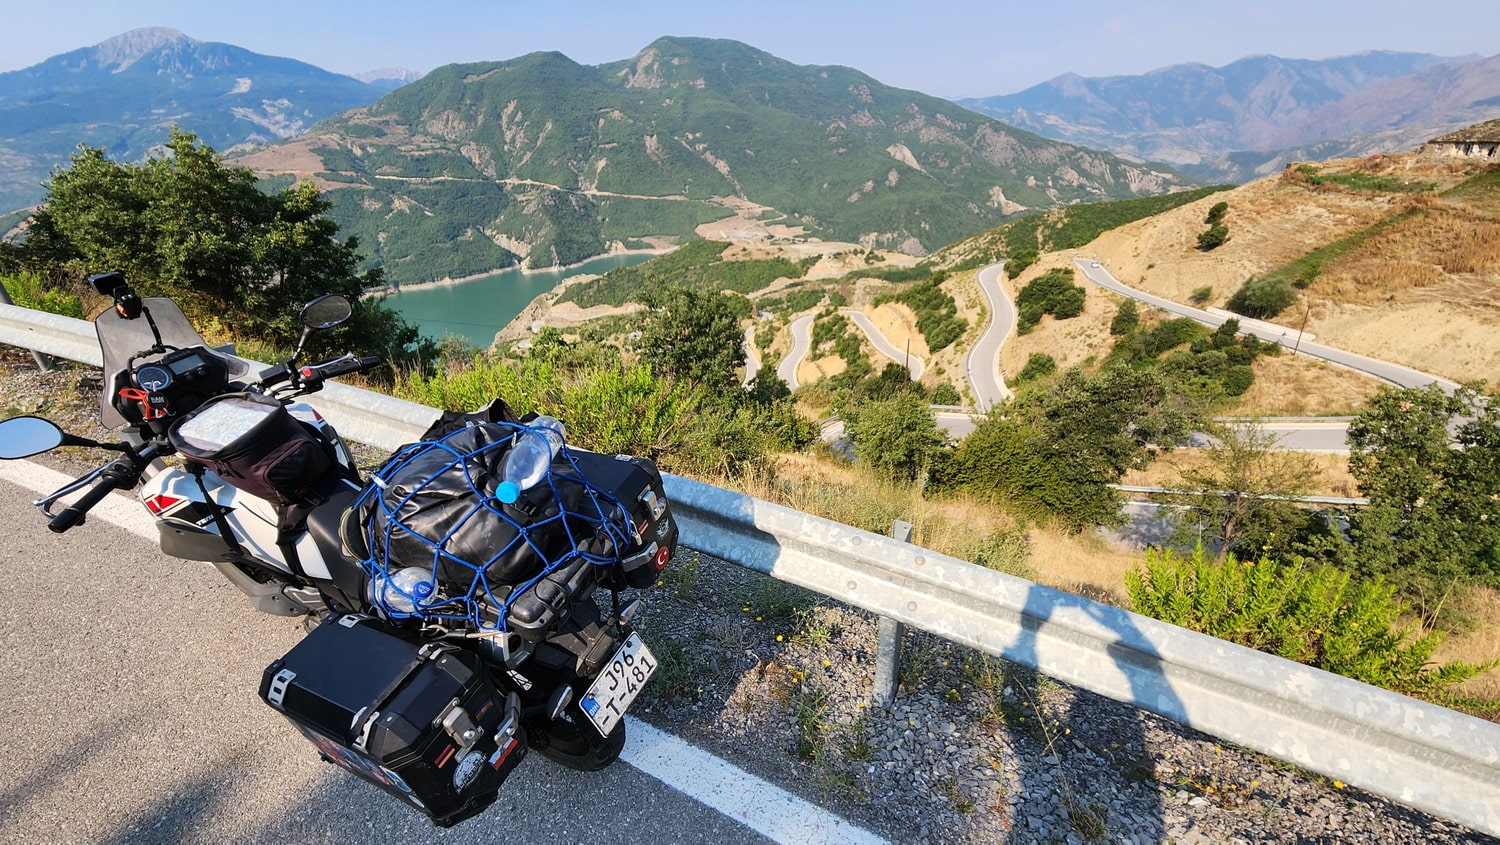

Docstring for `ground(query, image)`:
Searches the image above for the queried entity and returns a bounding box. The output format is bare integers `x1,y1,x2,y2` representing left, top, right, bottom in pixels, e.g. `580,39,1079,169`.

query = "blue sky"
1,1,1494,97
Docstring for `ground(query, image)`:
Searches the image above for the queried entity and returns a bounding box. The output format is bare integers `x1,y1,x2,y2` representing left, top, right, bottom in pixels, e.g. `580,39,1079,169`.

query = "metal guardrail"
3,303,1498,835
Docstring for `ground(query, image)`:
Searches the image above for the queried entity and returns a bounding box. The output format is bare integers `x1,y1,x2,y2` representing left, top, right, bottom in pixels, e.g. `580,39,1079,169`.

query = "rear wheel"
529,695,626,771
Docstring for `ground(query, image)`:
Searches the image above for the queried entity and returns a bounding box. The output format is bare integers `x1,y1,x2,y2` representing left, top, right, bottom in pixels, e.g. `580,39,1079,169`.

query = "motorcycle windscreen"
93,297,252,428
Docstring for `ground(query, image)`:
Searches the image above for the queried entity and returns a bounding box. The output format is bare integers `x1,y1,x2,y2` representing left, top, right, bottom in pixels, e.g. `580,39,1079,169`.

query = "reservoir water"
380,252,657,347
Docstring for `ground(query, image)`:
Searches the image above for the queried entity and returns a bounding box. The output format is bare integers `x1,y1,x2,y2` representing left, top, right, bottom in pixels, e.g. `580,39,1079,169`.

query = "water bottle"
372,566,437,614
495,415,566,504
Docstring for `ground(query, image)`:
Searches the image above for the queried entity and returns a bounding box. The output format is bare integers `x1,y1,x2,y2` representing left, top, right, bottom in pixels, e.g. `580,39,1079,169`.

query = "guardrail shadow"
1002,584,1189,843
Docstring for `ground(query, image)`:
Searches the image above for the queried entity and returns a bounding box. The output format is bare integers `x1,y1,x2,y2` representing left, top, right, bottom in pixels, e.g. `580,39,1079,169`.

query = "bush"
0,272,84,318
1007,247,1038,278
1226,276,1297,320
1017,353,1057,382
1109,299,1139,335
929,382,962,406
1196,223,1230,251
1189,285,1213,305
1015,267,1085,332
1204,201,1228,226
1221,364,1255,396
1125,547,1494,700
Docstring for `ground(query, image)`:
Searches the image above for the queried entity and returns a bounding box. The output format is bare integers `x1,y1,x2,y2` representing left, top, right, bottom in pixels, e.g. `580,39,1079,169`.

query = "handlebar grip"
306,355,382,381
48,472,124,533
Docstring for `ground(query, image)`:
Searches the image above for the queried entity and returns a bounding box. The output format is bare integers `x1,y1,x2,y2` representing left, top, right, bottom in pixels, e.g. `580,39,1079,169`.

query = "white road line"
1,458,156,539
623,721,888,845
0,458,890,845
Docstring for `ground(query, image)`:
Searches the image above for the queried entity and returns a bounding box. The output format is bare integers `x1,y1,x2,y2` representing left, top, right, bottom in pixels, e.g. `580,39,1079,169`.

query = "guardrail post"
872,520,913,708
0,285,54,371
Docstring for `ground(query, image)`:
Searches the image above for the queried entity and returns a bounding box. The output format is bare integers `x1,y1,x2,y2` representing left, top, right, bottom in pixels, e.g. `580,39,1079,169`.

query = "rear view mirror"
0,416,66,459
300,295,353,331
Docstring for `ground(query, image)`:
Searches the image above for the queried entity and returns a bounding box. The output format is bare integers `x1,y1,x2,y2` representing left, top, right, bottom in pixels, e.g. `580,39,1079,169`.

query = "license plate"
579,632,656,736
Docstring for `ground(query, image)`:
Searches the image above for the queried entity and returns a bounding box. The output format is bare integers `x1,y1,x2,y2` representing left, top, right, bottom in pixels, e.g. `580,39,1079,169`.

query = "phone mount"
88,271,143,320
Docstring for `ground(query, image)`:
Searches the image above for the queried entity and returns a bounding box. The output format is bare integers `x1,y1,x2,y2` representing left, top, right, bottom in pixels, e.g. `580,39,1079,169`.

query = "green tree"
637,285,747,392
939,365,1199,530
842,391,945,482
14,129,425,363
1166,421,1320,557
1204,201,1229,226
1109,299,1140,335
1311,384,1500,618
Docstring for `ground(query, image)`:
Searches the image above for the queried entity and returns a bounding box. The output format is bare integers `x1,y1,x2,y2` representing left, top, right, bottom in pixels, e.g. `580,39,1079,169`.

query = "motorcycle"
0,272,678,827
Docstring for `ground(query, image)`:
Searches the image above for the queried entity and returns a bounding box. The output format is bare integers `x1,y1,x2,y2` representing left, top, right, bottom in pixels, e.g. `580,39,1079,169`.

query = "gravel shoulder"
2,347,1494,844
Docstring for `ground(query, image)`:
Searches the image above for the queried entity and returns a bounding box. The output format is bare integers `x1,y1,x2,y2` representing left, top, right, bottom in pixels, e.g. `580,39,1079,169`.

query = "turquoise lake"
381,253,656,347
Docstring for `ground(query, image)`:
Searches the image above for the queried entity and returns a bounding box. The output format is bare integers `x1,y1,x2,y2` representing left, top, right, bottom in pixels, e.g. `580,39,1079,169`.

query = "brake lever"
34,465,112,518
33,442,157,518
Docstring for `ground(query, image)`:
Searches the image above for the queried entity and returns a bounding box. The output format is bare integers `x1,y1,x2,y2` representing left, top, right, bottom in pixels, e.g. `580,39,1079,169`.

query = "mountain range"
957,51,1500,182
6,29,1496,286
0,27,384,212
237,37,1186,283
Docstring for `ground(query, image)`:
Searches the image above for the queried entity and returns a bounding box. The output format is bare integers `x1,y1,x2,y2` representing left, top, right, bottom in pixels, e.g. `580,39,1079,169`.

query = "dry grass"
1234,354,1379,417
1433,585,1500,703
1023,528,1141,604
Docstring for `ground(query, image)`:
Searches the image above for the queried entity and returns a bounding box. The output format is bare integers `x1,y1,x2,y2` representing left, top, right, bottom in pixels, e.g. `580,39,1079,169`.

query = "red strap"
118,387,166,420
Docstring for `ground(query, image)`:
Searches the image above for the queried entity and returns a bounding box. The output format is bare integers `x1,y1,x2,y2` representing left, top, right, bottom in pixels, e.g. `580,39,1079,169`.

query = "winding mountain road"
1073,258,1458,393
839,309,925,381
777,314,815,391
964,262,1014,411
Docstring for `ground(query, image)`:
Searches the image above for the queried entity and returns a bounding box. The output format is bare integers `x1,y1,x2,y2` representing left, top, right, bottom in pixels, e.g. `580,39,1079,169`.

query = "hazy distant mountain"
353,67,425,91
0,27,383,211
956,51,1495,177
239,36,1190,283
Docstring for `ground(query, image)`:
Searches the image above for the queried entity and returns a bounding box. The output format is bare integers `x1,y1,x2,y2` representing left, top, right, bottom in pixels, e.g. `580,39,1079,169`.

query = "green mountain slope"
0,27,382,212
243,37,1191,284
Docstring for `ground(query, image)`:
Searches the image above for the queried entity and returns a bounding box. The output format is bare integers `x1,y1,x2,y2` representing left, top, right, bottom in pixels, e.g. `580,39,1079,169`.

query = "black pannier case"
259,615,527,827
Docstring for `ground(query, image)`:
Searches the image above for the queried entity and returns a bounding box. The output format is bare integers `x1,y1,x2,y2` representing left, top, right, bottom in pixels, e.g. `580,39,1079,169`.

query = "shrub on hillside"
1226,276,1297,319
1197,223,1230,251
1015,268,1085,333
1017,352,1057,382
1126,547,1495,701
1109,299,1139,335
1,272,84,318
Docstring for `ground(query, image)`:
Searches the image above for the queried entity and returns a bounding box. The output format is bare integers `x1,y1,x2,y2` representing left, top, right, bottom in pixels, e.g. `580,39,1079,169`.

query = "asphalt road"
839,309,925,381
743,324,761,386
1073,258,1459,392
777,314,814,391
964,262,1013,411
0,464,881,845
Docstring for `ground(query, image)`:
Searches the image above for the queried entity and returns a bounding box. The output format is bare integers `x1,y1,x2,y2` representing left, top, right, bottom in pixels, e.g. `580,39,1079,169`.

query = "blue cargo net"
352,421,637,630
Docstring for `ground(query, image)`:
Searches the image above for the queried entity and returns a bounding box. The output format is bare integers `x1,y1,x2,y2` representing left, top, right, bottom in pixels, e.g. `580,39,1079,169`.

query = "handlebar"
45,453,148,533
48,471,125,533
295,354,382,390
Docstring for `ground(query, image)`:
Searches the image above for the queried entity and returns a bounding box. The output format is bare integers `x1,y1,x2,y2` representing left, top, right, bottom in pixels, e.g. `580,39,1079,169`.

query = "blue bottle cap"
496,480,520,504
